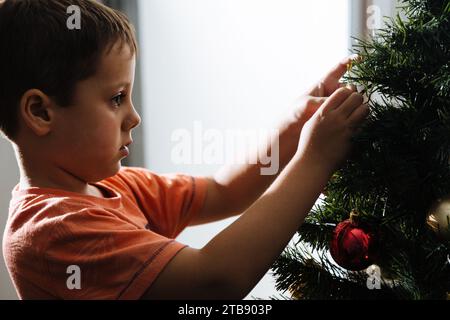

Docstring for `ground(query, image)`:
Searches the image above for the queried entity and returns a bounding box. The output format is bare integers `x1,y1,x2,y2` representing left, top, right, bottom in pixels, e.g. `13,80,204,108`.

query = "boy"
0,0,368,299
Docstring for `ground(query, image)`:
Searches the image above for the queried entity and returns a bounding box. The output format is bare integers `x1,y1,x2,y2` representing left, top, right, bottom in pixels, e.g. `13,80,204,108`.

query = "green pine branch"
271,0,450,300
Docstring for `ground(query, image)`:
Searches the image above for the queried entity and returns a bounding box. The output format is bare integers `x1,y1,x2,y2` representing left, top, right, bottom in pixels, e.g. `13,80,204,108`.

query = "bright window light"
138,0,349,299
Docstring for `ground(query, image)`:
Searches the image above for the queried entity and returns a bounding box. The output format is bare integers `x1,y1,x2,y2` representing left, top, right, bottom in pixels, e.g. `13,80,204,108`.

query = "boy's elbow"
187,253,250,299
140,247,249,300
209,266,257,300
209,276,248,300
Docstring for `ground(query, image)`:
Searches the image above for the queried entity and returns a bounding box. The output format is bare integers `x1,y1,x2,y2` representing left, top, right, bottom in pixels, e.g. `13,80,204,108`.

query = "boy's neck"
15,147,105,198
19,176,105,198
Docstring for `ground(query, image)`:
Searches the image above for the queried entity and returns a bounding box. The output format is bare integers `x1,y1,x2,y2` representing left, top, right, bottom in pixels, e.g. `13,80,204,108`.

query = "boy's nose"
123,105,141,131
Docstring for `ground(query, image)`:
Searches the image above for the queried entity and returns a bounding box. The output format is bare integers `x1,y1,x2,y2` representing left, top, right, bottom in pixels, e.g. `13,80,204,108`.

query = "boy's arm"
191,58,352,225
142,87,368,299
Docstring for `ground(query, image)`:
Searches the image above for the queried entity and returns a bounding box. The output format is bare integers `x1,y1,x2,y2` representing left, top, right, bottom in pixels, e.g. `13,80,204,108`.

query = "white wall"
0,0,403,300
138,0,349,299
0,139,20,299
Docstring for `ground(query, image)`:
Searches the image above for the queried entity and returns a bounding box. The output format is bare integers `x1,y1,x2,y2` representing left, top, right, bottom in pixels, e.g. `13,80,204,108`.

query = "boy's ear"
20,89,55,136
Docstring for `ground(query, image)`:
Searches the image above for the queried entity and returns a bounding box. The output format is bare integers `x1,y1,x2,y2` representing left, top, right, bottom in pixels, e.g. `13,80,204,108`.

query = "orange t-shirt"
2,166,207,299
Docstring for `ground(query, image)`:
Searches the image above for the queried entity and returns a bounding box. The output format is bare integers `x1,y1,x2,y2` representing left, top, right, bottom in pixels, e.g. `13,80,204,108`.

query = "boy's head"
0,0,141,182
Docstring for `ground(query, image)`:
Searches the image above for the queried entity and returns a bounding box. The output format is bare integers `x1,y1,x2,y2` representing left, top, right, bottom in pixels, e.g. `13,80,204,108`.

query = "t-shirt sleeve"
5,167,209,300
42,209,188,300
111,167,208,238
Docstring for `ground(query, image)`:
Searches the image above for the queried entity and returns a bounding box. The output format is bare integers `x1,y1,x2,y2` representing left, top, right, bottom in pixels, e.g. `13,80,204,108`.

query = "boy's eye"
111,92,126,107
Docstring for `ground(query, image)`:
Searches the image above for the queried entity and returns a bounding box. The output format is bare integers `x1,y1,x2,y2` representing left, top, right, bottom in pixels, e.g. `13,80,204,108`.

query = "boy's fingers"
317,55,360,96
322,55,356,83
323,60,349,83
296,97,327,120
307,97,328,109
348,103,370,126
339,92,364,118
319,87,354,113
307,82,326,97
339,83,357,92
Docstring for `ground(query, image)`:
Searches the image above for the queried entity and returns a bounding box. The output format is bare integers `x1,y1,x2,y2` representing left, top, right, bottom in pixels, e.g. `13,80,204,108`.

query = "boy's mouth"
119,141,132,155
120,141,132,149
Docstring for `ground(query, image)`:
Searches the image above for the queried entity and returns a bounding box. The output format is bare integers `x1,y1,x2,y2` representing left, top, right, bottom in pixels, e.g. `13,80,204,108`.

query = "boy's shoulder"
5,167,153,247
6,166,204,237
10,166,148,200
6,166,190,224
6,167,147,220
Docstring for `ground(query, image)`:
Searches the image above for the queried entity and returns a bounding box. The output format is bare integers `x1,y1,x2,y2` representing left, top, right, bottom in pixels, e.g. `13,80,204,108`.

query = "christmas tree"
272,0,450,299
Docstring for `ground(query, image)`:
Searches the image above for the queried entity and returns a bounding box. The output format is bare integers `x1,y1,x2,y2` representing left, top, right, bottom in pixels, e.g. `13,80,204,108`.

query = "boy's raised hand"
142,58,367,300
308,55,357,97
296,86,369,172
292,56,358,126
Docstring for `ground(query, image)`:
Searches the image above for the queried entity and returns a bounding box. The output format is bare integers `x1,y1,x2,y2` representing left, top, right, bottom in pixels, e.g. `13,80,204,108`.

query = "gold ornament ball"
426,197,450,241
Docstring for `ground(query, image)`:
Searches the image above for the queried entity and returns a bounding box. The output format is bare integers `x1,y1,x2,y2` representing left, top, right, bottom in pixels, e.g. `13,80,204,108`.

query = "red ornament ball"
330,211,378,271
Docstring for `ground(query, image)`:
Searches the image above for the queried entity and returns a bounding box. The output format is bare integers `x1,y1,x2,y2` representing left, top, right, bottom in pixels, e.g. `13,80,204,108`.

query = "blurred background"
0,0,398,299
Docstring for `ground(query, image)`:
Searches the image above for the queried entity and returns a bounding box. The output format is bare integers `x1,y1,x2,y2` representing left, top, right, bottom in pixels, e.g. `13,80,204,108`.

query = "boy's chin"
108,162,123,177
86,163,122,183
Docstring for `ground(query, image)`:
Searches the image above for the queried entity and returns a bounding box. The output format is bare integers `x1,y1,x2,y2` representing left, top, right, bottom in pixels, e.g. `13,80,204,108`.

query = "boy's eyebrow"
109,81,131,89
